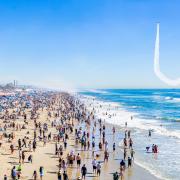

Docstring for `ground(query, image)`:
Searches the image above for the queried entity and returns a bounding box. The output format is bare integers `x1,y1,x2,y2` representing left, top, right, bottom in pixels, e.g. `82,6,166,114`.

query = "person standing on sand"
43,135,47,146
39,166,44,180
92,159,97,173
32,170,38,180
113,142,116,152
57,170,62,180
87,140,90,150
11,166,17,180
28,154,33,163
3,174,7,180
120,160,125,172
123,148,127,160
18,139,21,149
104,150,109,162
33,140,36,152
76,153,81,168
99,141,102,150
18,148,22,163
105,141,108,151
112,126,115,135
113,172,119,180
128,130,131,138
10,144,14,154
64,138,67,149
81,164,87,179
17,163,22,179
130,148,135,160
92,139,95,149
22,151,25,163
28,141,32,151
63,171,68,180
128,157,132,168
22,138,27,148
129,138,133,148
97,162,101,176
99,127,102,135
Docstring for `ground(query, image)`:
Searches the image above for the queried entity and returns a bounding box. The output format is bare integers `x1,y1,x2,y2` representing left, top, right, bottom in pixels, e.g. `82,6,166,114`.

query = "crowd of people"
0,90,139,180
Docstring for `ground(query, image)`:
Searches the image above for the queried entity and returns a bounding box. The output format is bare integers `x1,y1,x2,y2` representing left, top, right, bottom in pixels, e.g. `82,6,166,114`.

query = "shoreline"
80,94,164,180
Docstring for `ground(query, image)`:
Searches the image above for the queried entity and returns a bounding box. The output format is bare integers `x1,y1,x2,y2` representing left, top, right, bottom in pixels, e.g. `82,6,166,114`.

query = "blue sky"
0,0,180,90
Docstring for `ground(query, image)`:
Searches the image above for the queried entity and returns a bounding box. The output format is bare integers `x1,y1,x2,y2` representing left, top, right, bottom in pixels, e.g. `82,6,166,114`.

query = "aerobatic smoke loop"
154,23,180,86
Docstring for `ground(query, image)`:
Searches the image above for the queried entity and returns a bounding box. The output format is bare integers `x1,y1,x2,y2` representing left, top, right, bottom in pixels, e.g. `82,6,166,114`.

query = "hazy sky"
0,0,180,90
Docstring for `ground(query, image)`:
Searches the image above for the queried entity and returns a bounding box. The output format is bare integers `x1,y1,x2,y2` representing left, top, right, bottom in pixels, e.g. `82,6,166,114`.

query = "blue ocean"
80,89,180,180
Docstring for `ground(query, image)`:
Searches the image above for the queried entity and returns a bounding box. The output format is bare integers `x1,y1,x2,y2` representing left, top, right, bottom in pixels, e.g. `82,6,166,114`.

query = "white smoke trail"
154,23,180,86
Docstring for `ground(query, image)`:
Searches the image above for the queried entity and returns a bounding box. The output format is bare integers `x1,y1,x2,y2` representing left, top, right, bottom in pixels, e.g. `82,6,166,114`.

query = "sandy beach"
1,0,180,179
0,91,159,180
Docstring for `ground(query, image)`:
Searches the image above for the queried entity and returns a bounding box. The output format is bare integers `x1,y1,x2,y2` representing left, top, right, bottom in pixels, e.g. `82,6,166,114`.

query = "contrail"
154,23,180,86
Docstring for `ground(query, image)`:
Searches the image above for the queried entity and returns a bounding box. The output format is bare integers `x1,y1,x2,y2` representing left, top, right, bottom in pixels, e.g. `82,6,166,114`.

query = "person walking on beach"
18,139,21,149
76,153,81,168
11,166,17,180
104,150,109,162
97,162,101,176
128,157,132,168
113,142,116,152
113,172,119,180
112,126,115,135
81,164,87,179
129,138,133,148
32,170,38,180
28,141,32,151
120,160,125,172
39,166,44,180
18,148,22,163
57,170,62,180
22,138,27,148
105,141,108,151
92,159,97,173
64,138,67,149
33,140,36,152
92,139,95,149
130,148,135,160
28,155,33,163
3,174,7,180
123,148,127,160
10,144,14,154
63,171,68,180
128,130,131,138
87,140,90,150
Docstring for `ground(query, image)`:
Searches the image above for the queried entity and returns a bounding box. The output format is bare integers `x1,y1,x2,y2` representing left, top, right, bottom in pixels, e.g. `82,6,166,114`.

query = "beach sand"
0,93,158,180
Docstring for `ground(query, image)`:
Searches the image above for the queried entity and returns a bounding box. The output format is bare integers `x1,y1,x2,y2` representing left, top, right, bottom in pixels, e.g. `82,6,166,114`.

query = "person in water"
148,129,152,137
113,143,116,151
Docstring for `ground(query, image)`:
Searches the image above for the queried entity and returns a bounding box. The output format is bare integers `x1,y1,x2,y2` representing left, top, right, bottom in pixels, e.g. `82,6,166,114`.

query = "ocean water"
79,89,180,180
